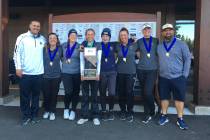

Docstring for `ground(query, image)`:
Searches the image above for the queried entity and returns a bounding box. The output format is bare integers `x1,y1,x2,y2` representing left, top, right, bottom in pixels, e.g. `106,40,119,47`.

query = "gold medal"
123,58,127,63
147,53,151,58
50,61,53,66
166,52,170,57
105,58,108,62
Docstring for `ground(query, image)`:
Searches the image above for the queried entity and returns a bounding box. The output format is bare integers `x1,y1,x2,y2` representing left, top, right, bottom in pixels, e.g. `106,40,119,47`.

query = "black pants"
43,78,61,113
81,80,99,119
100,72,117,111
19,74,43,120
117,74,135,115
62,73,81,111
137,69,157,116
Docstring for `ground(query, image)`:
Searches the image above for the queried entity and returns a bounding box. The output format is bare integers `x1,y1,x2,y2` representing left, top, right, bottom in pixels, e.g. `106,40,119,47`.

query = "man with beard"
157,23,191,130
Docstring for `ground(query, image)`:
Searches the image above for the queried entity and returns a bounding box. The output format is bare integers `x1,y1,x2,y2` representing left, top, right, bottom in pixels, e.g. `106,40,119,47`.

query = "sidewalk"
0,106,209,140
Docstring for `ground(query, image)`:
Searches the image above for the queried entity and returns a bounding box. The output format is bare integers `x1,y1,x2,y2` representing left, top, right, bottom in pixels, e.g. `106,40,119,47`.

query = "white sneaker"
93,118,100,126
43,112,50,119
63,109,69,119
69,111,76,121
77,118,88,125
49,113,55,121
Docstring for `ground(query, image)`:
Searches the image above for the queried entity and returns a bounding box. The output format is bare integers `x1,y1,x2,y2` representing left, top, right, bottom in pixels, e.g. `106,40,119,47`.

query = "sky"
176,20,195,40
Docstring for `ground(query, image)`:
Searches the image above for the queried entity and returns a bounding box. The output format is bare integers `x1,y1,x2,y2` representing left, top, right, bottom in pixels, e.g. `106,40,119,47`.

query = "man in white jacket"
13,20,46,126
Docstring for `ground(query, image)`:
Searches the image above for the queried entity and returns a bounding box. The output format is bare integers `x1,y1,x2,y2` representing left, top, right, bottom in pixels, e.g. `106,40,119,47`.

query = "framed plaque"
84,69,97,80
84,47,97,80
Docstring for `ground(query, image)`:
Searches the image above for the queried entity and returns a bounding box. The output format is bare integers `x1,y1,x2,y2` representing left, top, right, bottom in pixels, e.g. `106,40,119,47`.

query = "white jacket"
13,31,46,75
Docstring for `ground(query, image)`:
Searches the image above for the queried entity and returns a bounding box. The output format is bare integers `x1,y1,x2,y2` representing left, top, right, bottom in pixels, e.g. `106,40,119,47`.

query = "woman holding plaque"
77,28,102,126
61,29,81,121
43,33,62,121
116,27,138,123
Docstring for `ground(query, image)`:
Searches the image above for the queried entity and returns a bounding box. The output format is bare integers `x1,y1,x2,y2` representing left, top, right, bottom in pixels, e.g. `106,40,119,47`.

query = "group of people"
13,20,191,130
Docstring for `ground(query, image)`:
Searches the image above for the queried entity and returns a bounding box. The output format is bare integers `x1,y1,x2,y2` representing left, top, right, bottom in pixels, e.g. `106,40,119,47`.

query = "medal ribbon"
121,42,129,58
163,37,176,52
48,47,59,62
143,36,152,53
66,42,77,59
101,42,111,59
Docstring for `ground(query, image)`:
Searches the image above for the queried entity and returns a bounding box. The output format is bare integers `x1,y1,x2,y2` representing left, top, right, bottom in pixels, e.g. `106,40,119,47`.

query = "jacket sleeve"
182,42,191,78
80,52,85,76
13,35,24,70
96,50,102,75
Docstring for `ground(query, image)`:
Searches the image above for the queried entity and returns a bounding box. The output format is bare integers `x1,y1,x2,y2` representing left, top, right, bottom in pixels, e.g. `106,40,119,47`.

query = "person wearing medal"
42,33,62,121
99,28,117,121
157,23,191,130
115,27,138,122
13,20,46,125
136,23,159,124
61,29,81,121
78,28,102,126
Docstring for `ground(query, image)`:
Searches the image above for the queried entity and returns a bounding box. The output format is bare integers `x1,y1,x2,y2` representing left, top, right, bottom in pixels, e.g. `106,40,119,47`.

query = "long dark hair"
45,33,60,52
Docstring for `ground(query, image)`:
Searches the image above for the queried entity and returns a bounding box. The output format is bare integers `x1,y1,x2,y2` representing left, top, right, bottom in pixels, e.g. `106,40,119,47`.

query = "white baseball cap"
142,23,152,30
162,23,174,30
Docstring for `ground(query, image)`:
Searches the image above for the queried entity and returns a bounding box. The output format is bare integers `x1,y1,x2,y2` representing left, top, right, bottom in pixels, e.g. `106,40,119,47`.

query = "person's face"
142,27,151,38
120,31,129,44
162,28,175,40
68,33,77,43
29,21,40,35
49,34,58,47
102,34,110,43
86,30,95,42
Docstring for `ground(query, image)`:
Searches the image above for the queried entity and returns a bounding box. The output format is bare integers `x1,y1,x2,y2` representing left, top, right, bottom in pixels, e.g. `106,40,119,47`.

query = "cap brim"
162,27,174,31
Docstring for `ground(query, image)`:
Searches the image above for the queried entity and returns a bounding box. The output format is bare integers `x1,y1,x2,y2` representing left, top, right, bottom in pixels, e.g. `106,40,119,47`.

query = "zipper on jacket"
34,37,36,48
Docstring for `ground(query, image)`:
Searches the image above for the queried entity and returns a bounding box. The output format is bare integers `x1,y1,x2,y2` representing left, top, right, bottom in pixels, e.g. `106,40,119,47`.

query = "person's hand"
16,69,23,78
96,75,100,81
81,75,84,81
79,45,84,52
136,51,141,59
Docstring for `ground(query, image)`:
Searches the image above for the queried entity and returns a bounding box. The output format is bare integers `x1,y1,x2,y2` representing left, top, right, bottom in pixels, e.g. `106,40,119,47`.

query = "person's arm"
134,40,140,59
59,45,63,60
182,42,192,78
96,49,102,80
114,43,119,63
80,52,85,80
13,35,24,77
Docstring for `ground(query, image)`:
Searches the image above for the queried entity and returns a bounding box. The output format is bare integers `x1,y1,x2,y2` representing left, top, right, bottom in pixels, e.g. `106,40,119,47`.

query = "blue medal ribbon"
48,47,59,62
163,37,176,52
101,42,111,59
121,42,129,59
143,36,153,53
66,42,77,59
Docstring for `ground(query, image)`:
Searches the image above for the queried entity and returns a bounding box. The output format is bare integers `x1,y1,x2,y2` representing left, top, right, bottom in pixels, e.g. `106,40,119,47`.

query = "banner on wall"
52,22,157,44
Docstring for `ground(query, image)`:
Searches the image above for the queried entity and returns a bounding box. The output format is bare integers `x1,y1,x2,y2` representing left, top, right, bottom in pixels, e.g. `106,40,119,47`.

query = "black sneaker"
126,115,134,123
101,111,108,121
107,111,115,121
142,115,152,124
31,117,41,125
21,118,31,126
119,112,126,121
